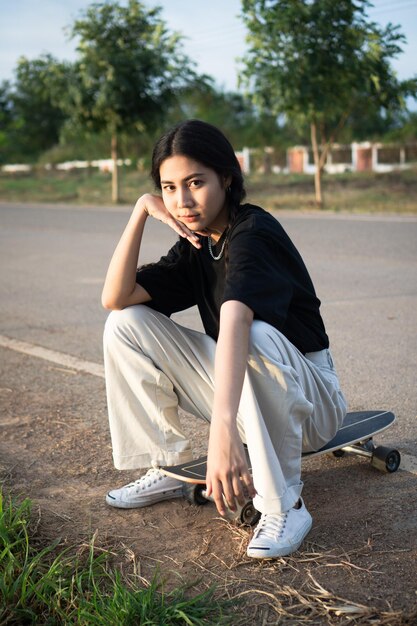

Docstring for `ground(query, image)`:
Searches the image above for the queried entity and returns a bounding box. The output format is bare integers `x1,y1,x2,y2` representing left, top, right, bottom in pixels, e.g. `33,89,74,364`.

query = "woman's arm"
205,299,257,515
102,194,201,310
102,195,151,310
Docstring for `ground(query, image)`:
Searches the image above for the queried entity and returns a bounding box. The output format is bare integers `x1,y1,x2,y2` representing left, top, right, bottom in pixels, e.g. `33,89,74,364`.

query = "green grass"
0,490,233,625
0,166,416,212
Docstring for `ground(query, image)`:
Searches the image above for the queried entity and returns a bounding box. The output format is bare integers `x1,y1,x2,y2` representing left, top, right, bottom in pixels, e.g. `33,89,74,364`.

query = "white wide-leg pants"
103,305,347,514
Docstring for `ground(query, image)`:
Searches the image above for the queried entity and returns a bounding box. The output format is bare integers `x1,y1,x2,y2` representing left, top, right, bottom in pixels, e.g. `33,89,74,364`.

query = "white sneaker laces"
127,468,164,492
254,512,288,540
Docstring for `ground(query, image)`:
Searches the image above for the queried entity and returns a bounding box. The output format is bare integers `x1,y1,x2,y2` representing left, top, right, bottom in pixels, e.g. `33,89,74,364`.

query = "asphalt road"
1,201,416,454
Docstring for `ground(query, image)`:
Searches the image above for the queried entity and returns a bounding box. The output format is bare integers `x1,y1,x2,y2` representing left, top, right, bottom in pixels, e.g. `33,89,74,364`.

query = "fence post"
372,143,379,172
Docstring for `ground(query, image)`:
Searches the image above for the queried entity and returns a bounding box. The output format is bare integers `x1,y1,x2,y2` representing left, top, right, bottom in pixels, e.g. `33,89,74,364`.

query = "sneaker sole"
105,489,183,509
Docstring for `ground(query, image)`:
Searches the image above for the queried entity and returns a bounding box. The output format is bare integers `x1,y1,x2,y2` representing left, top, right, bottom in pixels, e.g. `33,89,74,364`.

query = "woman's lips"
180,215,199,223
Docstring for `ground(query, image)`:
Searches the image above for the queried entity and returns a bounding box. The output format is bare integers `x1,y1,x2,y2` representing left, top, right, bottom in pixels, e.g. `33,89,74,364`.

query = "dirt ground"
1,347,416,625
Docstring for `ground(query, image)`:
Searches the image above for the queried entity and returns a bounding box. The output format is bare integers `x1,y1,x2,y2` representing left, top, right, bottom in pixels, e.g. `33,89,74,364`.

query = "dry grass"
247,168,417,213
175,518,417,625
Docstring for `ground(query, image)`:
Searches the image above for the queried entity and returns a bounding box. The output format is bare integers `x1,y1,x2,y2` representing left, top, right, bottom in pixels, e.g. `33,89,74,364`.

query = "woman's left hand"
205,419,256,516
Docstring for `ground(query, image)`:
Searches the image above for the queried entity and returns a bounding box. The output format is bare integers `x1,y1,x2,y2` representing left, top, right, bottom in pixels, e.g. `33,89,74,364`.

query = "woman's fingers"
206,473,235,516
141,195,202,249
241,470,257,500
206,432,257,516
211,479,228,516
222,474,238,512
167,216,202,248
232,475,246,507
207,469,256,516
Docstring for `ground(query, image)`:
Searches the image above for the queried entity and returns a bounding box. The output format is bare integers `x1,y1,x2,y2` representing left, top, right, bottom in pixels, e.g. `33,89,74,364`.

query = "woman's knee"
103,304,152,346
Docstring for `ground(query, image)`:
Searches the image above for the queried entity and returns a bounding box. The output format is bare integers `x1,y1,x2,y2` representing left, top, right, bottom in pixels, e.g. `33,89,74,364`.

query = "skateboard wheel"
183,483,209,505
239,501,261,527
332,449,346,458
371,446,401,473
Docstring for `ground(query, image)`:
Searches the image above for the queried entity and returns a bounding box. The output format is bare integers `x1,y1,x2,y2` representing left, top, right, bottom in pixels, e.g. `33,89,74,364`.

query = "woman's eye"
162,185,175,192
189,180,202,188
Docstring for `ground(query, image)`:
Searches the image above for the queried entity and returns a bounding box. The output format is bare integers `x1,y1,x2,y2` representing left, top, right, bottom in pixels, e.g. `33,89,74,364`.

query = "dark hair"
151,120,246,220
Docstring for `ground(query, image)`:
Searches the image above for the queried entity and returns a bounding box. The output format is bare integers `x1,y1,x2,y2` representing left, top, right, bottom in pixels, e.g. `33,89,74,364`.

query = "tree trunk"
111,132,119,204
310,121,323,208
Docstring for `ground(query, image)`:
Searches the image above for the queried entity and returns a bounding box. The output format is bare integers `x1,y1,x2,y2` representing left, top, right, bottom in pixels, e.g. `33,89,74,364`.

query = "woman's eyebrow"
160,172,205,184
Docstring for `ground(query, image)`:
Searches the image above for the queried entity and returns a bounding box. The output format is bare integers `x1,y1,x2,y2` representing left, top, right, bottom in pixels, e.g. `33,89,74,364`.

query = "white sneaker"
106,468,183,509
247,498,312,559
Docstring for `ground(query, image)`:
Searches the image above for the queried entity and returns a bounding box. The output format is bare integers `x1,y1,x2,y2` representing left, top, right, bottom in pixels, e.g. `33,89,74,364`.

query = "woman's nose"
177,186,194,208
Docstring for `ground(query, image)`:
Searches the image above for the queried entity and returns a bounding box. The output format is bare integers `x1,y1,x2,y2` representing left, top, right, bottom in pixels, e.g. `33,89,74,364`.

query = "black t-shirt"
136,203,329,354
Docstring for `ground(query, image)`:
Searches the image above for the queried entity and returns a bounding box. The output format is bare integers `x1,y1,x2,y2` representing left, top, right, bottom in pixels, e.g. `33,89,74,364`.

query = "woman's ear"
223,175,232,189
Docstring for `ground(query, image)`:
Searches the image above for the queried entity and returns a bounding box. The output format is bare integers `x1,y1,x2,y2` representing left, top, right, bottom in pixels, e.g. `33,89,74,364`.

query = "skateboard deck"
162,410,400,485
161,409,400,526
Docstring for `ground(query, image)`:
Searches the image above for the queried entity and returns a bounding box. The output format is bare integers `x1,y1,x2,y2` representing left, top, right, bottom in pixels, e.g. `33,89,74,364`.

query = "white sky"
1,0,416,92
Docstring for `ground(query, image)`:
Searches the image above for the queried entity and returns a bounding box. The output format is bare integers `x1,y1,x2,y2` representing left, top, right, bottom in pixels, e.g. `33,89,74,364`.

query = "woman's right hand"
138,194,202,249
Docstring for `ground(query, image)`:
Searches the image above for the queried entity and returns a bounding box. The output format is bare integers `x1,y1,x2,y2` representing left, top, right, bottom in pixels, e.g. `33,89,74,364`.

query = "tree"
59,0,196,202
384,111,417,143
0,81,14,164
167,79,262,147
240,0,417,206
0,56,67,163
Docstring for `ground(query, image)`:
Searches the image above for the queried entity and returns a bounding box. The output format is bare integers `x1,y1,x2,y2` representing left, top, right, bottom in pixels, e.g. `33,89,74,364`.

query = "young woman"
102,120,347,559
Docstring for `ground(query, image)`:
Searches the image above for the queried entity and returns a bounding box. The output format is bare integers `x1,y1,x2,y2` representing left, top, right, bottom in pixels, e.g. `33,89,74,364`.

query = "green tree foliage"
240,0,417,205
167,79,281,149
0,56,66,164
58,0,196,202
385,111,417,143
0,82,13,163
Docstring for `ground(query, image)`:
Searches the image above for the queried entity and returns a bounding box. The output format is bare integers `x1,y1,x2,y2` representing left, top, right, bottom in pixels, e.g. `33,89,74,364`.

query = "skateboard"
161,410,400,526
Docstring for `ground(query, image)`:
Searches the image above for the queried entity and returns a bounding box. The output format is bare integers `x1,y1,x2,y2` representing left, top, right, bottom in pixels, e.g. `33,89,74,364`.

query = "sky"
1,0,416,93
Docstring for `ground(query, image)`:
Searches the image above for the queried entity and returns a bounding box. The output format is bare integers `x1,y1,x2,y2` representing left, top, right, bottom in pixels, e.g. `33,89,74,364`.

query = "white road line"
0,334,104,379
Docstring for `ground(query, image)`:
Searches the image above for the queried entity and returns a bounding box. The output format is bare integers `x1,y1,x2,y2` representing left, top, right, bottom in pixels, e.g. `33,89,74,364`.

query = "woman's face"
159,155,230,239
